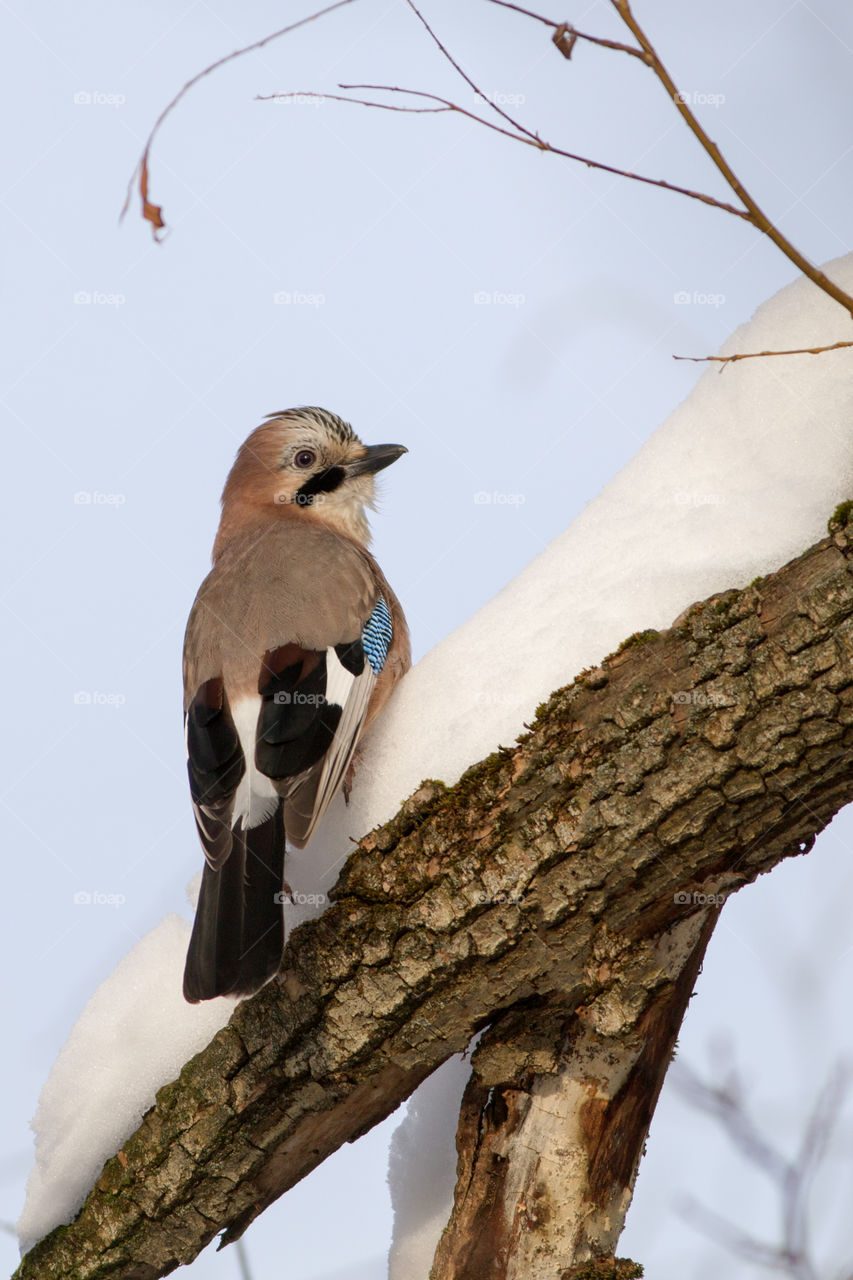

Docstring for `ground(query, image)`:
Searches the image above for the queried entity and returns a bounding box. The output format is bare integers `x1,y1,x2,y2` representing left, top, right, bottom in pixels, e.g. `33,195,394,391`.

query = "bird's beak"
346,444,408,478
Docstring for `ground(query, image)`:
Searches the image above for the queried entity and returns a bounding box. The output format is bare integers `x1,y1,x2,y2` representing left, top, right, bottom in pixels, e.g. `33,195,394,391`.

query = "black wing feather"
186,677,245,869
256,648,342,779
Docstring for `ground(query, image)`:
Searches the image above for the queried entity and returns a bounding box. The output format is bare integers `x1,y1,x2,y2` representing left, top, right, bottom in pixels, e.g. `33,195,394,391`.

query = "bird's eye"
294,449,316,468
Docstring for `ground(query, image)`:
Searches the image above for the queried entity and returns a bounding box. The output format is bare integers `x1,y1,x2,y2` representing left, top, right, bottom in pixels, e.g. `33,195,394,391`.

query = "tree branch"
15,504,853,1279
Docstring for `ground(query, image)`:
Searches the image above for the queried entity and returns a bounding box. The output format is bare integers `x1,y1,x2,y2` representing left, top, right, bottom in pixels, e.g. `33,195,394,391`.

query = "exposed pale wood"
431,911,718,1278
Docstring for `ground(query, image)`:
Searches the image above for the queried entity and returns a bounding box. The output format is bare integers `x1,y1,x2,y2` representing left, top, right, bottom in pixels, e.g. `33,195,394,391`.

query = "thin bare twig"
610,0,853,319
402,0,750,215
128,0,853,365
122,0,357,238
674,340,853,366
679,1199,814,1280
487,0,648,60
397,0,853,351
234,1239,254,1280
403,0,540,142
675,1057,853,1280
483,0,558,29
676,1061,787,1179
785,1066,850,1266
258,84,753,221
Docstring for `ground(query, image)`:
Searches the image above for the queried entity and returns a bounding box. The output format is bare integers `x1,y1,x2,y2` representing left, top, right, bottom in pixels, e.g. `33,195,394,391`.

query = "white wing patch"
230,695,279,830
324,645,358,716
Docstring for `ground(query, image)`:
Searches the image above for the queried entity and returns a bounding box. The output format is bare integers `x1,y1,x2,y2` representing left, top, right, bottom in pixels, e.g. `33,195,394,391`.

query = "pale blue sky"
4,1,853,1276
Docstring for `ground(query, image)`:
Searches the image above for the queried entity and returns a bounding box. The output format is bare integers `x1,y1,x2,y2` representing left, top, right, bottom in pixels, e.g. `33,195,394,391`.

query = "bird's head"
217,406,407,548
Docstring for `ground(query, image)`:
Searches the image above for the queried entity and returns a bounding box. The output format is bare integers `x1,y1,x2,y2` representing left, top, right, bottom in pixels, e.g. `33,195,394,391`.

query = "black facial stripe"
295,466,346,504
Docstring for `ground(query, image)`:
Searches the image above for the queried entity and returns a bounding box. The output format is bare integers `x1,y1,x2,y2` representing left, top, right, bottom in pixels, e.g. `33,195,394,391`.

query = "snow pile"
345,259,853,857
386,1055,473,1278
17,913,234,1251
18,256,853,1255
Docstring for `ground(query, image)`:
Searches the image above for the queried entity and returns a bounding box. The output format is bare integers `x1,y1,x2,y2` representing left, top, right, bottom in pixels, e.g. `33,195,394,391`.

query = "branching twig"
326,0,853,362
403,0,541,142
676,1056,853,1280
121,0,357,238
127,0,853,364
678,1201,813,1279
257,85,752,221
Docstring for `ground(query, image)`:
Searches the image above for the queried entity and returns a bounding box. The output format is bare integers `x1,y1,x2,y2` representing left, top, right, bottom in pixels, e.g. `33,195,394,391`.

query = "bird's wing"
286,594,398,845
184,676,245,870
256,603,393,847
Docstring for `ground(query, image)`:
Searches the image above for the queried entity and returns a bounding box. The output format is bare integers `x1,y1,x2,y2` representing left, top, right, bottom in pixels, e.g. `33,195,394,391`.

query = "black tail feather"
183,803,285,1002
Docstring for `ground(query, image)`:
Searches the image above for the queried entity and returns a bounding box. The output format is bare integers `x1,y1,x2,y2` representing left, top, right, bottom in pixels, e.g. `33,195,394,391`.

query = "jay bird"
182,407,410,1002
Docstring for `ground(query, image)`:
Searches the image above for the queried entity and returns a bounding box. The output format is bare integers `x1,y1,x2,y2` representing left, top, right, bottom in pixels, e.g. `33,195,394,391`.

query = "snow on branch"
15,506,853,1280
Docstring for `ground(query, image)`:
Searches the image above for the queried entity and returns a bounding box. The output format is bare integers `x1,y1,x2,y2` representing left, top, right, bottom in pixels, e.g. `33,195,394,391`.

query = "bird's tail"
183,802,285,1003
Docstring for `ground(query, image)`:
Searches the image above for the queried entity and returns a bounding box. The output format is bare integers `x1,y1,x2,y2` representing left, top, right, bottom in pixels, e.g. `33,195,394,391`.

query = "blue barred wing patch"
362,595,392,674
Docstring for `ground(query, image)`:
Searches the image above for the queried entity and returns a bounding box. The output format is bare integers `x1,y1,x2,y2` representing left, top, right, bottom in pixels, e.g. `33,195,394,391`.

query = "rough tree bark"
15,505,853,1280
